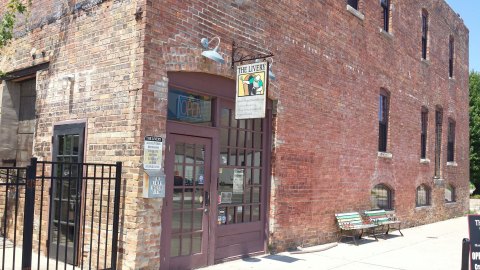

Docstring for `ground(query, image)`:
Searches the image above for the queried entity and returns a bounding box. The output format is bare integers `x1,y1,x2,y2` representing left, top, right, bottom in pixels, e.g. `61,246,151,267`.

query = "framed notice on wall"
143,136,163,170
235,62,268,119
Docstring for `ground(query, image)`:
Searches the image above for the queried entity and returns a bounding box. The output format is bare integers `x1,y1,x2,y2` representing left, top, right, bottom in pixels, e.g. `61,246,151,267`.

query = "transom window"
445,184,455,202
371,184,393,210
416,184,431,207
167,88,213,126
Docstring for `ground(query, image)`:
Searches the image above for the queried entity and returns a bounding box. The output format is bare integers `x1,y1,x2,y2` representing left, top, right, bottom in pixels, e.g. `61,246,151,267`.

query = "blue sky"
445,0,479,72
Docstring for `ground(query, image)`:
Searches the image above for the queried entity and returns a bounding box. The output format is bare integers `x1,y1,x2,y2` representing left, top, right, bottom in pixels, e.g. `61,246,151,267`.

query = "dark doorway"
163,133,212,270
49,123,85,264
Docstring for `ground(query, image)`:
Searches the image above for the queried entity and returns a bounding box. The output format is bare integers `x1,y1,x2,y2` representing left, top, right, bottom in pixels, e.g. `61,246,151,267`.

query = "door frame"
161,121,219,269
49,122,86,265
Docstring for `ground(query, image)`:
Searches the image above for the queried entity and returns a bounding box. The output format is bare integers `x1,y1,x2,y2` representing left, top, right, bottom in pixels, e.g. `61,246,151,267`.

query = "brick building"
0,0,469,269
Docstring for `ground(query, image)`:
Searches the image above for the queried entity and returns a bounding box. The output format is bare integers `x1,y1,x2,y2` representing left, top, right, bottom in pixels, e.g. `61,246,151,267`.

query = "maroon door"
163,134,212,270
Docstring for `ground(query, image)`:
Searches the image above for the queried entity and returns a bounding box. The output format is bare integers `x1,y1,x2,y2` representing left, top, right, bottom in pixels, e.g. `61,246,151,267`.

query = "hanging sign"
235,62,268,119
469,215,480,269
143,136,163,170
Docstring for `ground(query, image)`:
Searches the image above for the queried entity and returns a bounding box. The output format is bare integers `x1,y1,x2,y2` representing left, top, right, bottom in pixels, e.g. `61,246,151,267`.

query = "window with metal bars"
421,108,428,159
371,184,393,210
449,36,454,78
416,184,431,207
447,119,455,162
381,0,390,32
422,11,428,59
445,184,455,202
378,92,389,152
434,108,443,177
347,0,358,10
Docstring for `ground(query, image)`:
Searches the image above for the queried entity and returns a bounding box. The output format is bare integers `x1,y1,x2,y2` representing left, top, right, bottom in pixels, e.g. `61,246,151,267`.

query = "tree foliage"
470,71,480,194
0,0,26,47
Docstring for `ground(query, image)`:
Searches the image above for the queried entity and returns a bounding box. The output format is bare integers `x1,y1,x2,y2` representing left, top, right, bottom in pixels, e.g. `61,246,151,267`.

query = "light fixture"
200,37,225,64
256,58,276,81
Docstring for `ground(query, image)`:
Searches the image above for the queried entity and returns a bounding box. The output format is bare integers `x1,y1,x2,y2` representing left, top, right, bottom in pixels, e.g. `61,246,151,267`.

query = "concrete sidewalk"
205,216,469,270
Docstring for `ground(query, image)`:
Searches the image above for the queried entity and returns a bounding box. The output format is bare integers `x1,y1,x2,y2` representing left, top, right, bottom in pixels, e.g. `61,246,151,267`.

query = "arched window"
416,184,431,206
371,184,393,210
445,184,456,202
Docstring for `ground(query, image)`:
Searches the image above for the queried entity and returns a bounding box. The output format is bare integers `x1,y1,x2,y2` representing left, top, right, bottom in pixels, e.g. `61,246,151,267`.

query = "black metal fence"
0,158,122,270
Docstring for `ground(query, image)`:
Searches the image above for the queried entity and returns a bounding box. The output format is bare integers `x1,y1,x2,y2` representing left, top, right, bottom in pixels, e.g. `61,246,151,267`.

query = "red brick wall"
141,0,469,254
1,0,470,267
1,0,147,268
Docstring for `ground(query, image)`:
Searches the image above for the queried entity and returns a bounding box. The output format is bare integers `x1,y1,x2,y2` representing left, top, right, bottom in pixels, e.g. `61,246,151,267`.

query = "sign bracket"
231,41,274,69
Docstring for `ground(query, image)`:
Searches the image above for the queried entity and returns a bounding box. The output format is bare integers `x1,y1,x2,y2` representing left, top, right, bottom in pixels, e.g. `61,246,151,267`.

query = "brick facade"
0,0,469,269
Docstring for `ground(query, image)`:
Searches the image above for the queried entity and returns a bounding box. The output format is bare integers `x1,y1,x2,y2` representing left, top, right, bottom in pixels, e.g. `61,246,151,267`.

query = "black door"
50,123,85,264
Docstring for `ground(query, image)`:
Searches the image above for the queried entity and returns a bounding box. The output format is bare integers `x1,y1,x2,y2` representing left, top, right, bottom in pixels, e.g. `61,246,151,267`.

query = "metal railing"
0,158,122,270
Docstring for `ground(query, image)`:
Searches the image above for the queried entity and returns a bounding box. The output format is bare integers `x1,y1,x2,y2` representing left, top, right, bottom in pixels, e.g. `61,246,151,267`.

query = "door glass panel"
195,146,204,164
170,140,209,258
181,237,192,256
184,189,193,209
182,211,192,232
192,233,202,254
185,144,195,163
172,212,181,233
193,211,203,231
51,125,84,265
194,188,204,208
175,143,185,163
173,189,182,209
217,105,266,226
171,236,180,257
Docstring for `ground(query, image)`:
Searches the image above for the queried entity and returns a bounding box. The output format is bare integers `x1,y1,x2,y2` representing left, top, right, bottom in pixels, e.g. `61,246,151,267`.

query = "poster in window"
235,62,268,119
233,169,244,194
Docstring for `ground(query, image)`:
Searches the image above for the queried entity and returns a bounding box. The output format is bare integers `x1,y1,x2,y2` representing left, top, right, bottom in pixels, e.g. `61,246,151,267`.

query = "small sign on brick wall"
143,136,163,170
143,170,165,198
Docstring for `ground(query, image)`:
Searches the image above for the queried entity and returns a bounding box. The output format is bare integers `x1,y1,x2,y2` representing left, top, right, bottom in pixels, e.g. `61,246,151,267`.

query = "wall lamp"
200,37,225,64
256,58,276,81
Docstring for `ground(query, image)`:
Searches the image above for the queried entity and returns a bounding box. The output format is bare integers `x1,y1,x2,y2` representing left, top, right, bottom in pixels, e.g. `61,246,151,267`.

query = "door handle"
204,191,210,207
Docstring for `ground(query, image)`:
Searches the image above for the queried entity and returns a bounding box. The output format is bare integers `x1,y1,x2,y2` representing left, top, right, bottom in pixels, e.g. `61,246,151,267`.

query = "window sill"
421,58,430,65
378,152,393,159
346,5,365,21
445,201,457,206
415,205,432,210
420,158,430,164
446,161,458,167
379,28,393,39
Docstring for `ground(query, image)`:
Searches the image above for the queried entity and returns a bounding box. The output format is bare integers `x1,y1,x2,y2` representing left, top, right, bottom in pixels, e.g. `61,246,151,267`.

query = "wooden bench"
335,212,378,245
364,209,403,238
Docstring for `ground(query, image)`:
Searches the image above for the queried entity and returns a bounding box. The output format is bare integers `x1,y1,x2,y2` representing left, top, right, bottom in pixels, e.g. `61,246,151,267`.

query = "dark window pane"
347,0,358,9
220,108,230,127
170,236,180,257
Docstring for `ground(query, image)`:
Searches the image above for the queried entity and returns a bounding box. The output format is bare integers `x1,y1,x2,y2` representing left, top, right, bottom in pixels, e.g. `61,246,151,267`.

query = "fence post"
22,157,37,270
111,162,122,270
462,238,470,270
